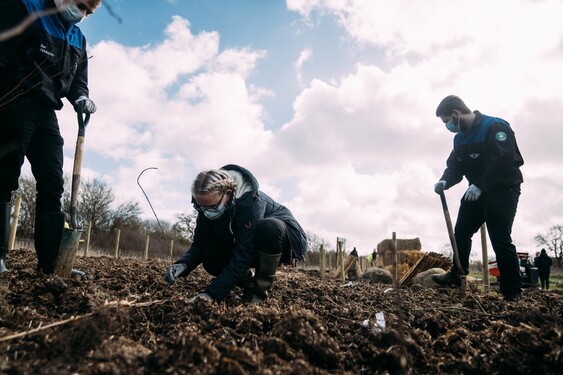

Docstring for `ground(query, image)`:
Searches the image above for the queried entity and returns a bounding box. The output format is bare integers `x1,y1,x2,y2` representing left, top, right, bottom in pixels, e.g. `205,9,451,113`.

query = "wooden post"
7,196,21,251
144,235,150,260
83,221,91,257
319,244,326,279
114,229,121,258
169,239,174,262
481,224,489,287
392,232,398,289
337,237,346,282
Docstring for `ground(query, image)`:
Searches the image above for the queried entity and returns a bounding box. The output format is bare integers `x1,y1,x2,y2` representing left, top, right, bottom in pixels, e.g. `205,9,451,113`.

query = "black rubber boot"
247,251,281,303
0,202,11,273
432,268,462,287
34,212,65,274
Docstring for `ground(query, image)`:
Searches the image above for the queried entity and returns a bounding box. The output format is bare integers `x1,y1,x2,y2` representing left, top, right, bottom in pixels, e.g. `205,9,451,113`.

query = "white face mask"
54,0,86,24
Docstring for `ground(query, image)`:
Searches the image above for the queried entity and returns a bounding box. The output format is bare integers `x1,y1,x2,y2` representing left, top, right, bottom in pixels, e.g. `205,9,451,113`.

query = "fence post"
337,237,346,282
83,221,92,257
8,196,21,251
319,244,326,279
144,235,150,260
481,224,489,287
392,232,398,288
169,239,174,262
114,229,121,258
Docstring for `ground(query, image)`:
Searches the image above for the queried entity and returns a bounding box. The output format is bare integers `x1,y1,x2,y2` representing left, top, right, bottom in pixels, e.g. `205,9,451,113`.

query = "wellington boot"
246,251,281,303
432,268,462,287
34,212,65,274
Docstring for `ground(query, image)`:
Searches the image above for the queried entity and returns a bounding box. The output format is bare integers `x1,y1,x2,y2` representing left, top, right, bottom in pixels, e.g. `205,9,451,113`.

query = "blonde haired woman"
165,164,307,303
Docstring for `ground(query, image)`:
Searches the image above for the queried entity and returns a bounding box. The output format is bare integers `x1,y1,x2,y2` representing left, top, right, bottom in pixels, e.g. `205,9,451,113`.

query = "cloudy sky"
44,0,563,257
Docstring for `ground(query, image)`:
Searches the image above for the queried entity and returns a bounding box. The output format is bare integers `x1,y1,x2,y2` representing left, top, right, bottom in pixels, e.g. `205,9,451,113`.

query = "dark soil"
0,249,562,374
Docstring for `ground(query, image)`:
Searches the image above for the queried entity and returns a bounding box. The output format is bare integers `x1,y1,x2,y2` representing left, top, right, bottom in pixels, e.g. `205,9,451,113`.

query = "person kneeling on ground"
164,164,308,303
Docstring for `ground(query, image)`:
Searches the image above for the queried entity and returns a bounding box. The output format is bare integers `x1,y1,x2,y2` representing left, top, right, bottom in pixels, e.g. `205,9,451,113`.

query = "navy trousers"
454,187,523,295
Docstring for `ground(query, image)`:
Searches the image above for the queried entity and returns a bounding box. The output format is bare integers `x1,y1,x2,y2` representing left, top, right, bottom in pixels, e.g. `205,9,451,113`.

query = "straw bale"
384,263,410,280
377,238,421,253
380,248,424,266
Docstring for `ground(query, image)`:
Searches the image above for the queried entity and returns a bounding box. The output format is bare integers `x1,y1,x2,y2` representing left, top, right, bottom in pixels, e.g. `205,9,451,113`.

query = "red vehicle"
488,252,538,288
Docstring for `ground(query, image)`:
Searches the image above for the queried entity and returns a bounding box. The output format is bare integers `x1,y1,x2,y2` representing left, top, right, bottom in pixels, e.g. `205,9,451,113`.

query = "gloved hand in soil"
188,293,213,303
74,96,97,114
165,263,187,285
463,184,482,202
434,180,446,194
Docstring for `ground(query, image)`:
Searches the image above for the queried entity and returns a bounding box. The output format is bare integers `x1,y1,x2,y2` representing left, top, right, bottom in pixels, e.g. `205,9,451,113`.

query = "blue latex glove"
463,184,482,201
188,293,213,303
434,180,446,194
74,96,97,114
165,263,187,285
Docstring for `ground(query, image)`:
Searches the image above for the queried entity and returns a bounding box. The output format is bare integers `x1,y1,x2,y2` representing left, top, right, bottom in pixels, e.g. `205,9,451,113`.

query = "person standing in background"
534,249,553,290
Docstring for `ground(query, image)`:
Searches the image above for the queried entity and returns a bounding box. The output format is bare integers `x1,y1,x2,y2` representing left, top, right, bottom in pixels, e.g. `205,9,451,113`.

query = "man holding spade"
0,0,100,274
432,95,524,302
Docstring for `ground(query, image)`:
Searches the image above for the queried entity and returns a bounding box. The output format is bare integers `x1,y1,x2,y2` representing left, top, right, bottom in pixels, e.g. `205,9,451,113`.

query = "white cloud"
295,47,313,87
53,4,563,257
277,0,563,254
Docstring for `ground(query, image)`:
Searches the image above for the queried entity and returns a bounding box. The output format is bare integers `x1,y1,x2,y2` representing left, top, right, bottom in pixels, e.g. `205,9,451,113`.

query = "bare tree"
13,175,37,238
172,211,198,242
78,178,114,232
305,231,332,254
534,225,563,266
110,200,142,230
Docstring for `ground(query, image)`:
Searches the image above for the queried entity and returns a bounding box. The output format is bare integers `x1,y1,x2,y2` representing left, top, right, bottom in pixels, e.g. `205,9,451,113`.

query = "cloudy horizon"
18,0,562,257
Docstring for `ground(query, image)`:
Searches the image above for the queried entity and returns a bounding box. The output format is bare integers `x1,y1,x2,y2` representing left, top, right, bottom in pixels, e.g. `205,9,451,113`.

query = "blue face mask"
446,117,460,133
60,4,86,24
202,204,227,220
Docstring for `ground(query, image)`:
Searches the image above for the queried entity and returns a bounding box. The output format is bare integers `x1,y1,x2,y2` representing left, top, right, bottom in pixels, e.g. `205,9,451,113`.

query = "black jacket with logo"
175,164,308,301
0,0,89,110
440,111,524,192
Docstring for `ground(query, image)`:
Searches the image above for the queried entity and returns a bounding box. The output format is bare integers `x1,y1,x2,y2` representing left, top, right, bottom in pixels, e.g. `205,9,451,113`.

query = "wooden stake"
83,221,91,257
392,232,398,289
144,235,150,260
480,224,489,287
8,196,21,251
169,240,174,262
319,244,325,279
114,229,121,258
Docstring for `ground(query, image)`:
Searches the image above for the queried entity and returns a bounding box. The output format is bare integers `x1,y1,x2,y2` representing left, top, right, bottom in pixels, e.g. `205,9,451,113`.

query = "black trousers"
538,270,550,289
202,217,288,276
454,187,522,295
0,99,64,212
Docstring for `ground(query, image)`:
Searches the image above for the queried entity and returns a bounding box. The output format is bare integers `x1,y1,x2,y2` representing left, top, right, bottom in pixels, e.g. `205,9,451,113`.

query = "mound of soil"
0,249,562,374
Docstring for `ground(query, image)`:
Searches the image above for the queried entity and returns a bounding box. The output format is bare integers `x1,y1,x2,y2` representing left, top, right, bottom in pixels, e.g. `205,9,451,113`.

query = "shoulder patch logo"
495,131,508,141
469,153,480,159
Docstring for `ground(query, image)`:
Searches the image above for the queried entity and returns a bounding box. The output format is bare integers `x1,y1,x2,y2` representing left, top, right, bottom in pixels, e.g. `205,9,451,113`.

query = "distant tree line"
11,175,328,260
12,175,197,259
